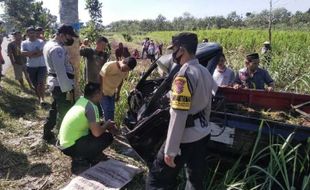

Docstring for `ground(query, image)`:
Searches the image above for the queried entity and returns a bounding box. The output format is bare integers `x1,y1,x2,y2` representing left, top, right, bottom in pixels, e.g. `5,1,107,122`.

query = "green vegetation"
107,8,310,32
0,0,57,31
125,29,310,94
197,124,310,190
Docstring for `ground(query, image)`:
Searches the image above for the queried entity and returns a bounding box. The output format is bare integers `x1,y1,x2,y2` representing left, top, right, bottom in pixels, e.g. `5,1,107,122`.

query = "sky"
1,0,310,25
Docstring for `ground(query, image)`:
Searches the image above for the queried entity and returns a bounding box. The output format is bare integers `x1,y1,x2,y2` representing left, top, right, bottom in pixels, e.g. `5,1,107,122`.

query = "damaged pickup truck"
122,42,310,168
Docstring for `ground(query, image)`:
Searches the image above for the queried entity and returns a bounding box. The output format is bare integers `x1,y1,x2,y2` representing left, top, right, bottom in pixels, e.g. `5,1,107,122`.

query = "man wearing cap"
35,27,45,41
99,57,137,121
233,53,274,91
42,24,78,143
261,41,272,65
80,36,109,84
21,27,46,104
146,32,215,189
8,31,33,89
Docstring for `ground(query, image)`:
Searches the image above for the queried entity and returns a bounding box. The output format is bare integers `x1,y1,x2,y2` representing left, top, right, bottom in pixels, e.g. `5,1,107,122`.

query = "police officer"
146,32,216,189
42,24,78,143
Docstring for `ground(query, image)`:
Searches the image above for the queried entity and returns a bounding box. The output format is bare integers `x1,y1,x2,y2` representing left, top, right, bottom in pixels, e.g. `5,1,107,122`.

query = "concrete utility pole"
268,0,273,44
59,0,81,97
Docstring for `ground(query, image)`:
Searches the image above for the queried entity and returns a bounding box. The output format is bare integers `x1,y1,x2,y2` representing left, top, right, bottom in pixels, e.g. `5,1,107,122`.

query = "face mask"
172,48,182,64
64,38,74,46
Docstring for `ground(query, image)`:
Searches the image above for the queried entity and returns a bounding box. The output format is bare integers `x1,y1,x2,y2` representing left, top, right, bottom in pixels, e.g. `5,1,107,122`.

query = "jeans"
100,95,115,121
62,132,113,162
43,86,74,138
146,135,210,190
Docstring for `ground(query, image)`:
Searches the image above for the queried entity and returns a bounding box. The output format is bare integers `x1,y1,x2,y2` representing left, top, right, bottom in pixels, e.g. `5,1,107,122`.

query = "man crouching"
58,82,115,167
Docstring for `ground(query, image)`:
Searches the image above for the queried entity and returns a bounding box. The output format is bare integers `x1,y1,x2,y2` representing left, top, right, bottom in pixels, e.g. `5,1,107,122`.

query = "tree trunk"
59,0,81,97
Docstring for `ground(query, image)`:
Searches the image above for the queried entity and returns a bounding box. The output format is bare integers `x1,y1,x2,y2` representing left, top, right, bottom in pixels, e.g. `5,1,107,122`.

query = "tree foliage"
1,0,57,31
107,8,310,33
85,0,103,25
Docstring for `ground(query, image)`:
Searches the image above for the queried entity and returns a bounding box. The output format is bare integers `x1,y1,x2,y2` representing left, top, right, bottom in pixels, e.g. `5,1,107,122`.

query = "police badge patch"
171,76,191,110
173,78,185,94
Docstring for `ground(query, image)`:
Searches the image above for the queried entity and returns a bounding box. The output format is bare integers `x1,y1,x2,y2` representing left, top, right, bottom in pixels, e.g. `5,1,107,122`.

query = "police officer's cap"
167,32,198,50
57,24,79,38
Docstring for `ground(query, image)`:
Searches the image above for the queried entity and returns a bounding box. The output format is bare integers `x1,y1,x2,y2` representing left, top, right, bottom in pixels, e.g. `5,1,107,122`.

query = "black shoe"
89,153,109,166
71,157,91,174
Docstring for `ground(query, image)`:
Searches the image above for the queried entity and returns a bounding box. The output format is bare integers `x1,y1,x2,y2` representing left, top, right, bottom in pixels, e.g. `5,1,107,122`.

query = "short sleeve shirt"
212,67,235,86
99,61,128,96
7,41,27,65
21,39,45,67
235,67,274,89
80,48,108,83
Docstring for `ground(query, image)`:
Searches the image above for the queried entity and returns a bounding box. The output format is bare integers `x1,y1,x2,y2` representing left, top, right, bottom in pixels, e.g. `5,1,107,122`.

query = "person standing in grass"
80,36,109,84
212,53,235,87
99,57,137,121
261,41,272,66
115,42,130,61
147,40,156,62
141,37,150,59
21,27,47,104
42,25,77,143
233,53,274,91
7,31,33,90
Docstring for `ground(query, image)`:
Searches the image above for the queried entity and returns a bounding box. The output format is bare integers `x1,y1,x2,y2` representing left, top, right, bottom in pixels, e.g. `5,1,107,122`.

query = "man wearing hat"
7,31,33,89
261,41,272,65
146,32,216,189
21,27,46,104
233,53,274,91
35,27,45,41
42,24,78,143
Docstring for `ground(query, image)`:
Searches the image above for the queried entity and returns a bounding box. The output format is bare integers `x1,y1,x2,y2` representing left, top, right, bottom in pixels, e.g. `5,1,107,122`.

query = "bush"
122,33,133,42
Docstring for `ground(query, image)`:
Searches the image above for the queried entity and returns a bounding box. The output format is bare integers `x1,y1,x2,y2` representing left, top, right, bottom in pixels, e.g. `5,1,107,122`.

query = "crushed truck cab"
122,42,310,166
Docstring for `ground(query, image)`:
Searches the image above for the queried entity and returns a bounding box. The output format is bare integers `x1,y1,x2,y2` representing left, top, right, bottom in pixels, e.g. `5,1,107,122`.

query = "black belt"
185,110,207,128
48,72,74,79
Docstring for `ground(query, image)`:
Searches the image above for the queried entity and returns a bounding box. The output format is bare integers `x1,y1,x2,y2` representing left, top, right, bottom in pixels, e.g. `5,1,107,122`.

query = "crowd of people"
0,25,138,170
0,23,276,187
141,37,163,62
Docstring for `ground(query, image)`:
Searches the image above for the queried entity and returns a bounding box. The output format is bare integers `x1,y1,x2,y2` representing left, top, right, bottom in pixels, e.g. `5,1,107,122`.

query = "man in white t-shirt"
212,54,235,87
21,27,46,104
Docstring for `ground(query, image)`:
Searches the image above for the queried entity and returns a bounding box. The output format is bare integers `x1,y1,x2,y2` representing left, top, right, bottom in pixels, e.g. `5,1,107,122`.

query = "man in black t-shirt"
7,31,33,89
80,37,109,84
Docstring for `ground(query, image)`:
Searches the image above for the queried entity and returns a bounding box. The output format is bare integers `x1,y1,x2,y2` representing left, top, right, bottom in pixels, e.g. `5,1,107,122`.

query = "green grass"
125,29,310,94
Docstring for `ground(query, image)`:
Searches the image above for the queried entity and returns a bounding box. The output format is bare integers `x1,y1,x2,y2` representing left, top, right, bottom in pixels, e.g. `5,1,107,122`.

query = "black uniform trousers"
62,132,114,162
146,134,210,190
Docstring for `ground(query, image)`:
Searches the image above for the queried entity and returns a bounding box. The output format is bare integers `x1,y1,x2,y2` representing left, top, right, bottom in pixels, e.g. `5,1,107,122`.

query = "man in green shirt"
58,82,115,165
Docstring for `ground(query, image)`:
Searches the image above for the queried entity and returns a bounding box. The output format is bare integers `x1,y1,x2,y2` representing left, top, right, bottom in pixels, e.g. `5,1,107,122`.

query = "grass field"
122,29,310,94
